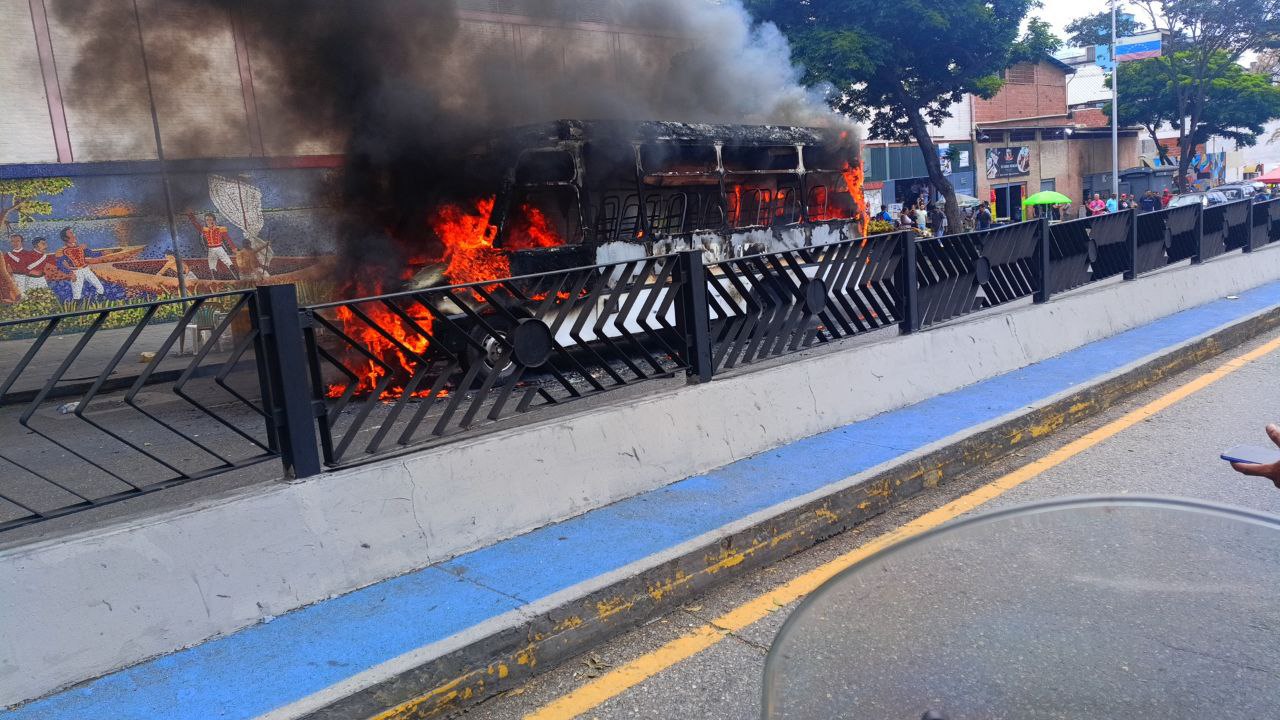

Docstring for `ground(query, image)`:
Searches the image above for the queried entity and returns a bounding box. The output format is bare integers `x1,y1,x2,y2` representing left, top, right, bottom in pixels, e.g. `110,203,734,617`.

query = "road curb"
306,302,1280,720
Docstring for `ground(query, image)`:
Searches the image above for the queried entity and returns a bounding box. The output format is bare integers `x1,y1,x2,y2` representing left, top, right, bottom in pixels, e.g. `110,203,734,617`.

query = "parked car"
1215,184,1257,201
1168,190,1229,208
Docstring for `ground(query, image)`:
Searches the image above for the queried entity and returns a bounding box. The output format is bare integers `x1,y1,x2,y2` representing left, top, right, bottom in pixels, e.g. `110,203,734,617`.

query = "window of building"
1005,63,1036,85
1009,129,1038,143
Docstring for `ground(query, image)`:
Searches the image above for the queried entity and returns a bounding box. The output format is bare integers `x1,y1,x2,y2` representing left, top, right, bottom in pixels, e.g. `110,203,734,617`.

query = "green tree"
1064,11,1145,48
0,177,73,231
1112,54,1280,167
745,0,1057,230
0,178,72,303
1129,0,1280,189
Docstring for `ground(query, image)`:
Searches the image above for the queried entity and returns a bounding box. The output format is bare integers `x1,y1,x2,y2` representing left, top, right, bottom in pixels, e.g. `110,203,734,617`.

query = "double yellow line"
524,334,1280,719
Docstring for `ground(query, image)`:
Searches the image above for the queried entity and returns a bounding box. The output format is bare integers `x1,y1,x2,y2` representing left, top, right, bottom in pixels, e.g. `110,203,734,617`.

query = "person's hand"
1232,424,1280,488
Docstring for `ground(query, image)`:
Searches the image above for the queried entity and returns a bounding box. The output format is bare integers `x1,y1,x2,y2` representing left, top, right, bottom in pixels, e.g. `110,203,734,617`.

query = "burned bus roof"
496,119,847,148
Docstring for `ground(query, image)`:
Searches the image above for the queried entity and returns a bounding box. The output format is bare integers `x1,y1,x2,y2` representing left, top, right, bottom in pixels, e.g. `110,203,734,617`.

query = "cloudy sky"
1040,0,1110,37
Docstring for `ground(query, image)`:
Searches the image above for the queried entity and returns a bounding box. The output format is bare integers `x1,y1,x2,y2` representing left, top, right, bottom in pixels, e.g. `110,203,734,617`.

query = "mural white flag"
208,174,274,277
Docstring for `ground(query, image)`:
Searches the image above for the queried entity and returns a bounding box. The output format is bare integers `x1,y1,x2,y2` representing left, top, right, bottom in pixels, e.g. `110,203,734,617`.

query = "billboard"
1115,32,1163,61
985,147,1031,179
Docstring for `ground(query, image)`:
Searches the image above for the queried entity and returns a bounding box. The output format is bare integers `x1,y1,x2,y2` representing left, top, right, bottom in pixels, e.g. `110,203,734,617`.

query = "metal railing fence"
5,198,1280,530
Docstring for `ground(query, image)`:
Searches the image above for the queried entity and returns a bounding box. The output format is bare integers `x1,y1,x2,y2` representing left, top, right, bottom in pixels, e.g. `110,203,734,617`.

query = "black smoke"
52,0,843,289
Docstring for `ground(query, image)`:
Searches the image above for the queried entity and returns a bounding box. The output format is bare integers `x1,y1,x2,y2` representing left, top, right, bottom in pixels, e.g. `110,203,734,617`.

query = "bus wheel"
463,315,552,386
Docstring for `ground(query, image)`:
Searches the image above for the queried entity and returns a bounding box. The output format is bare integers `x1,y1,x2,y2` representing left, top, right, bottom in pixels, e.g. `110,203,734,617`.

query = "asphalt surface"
463,326,1280,720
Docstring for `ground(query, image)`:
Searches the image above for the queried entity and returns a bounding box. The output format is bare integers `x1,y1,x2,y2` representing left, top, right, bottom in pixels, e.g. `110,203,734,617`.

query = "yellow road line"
524,334,1280,720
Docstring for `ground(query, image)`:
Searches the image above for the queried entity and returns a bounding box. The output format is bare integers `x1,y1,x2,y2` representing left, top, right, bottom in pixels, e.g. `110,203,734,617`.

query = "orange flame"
326,199,566,401
326,302,440,401
508,203,564,251
806,162,868,235
842,162,869,237
433,197,506,286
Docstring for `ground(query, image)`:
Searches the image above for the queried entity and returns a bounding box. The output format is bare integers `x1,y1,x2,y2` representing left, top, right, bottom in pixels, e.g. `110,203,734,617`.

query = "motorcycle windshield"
762,497,1280,720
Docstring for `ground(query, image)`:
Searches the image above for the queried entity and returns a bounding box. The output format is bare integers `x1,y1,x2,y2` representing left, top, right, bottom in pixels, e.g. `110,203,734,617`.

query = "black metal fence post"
897,231,921,333
674,250,713,383
1033,218,1052,303
253,284,322,479
1192,202,1206,265
1124,208,1139,280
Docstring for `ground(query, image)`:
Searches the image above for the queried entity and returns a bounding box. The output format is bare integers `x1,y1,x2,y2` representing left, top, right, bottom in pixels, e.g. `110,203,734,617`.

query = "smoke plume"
52,0,845,288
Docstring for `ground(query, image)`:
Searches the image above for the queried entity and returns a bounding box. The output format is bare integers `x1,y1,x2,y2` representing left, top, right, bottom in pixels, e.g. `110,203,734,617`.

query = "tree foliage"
1110,52,1280,161
1126,0,1280,188
745,0,1055,228
1064,11,1145,48
0,178,74,229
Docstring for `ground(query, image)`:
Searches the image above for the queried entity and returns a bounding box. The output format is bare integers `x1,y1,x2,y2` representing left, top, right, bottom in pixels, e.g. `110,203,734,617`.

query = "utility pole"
1111,0,1120,200
132,0,189,298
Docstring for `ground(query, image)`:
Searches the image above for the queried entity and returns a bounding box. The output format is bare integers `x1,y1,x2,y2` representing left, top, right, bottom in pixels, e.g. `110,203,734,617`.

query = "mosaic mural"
0,165,341,321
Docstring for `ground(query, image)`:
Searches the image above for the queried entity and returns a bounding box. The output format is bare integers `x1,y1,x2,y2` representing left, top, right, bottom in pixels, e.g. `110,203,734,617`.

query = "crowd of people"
1084,189,1172,216
872,196,957,237
873,182,1280,238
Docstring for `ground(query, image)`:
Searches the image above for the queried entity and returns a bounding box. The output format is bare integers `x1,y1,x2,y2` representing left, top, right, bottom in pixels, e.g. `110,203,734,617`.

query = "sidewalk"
8,279,1280,720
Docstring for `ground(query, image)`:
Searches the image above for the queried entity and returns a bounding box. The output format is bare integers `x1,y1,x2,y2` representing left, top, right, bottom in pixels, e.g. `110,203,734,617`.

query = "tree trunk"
0,205,19,303
1176,104,1206,192
1176,126,1193,192
904,108,961,234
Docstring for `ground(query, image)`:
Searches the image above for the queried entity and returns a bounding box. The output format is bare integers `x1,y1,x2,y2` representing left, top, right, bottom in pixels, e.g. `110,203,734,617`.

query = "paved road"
465,327,1280,720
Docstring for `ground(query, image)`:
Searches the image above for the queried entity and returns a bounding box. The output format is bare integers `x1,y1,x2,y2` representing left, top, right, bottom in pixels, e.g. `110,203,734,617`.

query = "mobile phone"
1221,445,1280,465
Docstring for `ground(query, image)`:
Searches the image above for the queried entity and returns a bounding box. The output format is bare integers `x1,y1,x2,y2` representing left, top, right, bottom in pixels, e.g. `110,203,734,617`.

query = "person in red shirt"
1161,188,1173,208
185,211,240,280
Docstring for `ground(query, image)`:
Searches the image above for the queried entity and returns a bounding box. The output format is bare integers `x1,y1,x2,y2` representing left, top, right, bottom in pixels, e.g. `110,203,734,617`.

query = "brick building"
974,57,1139,220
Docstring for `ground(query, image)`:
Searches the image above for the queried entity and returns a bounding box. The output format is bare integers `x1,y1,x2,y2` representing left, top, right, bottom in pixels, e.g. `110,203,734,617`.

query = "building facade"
973,58,1139,220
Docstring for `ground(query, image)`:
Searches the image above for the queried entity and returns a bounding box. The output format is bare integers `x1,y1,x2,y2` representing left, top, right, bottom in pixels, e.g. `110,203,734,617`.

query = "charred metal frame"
487,121,864,273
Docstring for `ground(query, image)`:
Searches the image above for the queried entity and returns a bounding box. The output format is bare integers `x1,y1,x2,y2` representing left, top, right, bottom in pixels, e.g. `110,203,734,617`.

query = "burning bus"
322,120,870,399
410,119,867,289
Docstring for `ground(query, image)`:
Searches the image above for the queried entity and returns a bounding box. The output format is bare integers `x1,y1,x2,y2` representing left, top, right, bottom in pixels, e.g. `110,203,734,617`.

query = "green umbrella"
1022,190,1073,207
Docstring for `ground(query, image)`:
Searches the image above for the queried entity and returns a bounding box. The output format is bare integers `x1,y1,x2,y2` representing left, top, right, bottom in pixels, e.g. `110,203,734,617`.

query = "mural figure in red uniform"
5,234,36,297
25,237,54,293
185,211,240,280
55,227,105,301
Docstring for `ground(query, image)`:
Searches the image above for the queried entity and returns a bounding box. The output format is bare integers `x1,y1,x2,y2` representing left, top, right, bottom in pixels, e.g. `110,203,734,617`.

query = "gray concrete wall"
5,247,1280,707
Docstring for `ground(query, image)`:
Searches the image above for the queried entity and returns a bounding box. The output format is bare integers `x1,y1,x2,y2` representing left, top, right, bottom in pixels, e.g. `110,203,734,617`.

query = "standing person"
5,234,33,298
914,199,928,234
1139,191,1160,213
898,205,915,231
1105,193,1119,213
927,203,946,237
975,201,993,231
24,237,54,293
1087,193,1107,216
1117,194,1130,211
56,227,105,302
1160,188,1173,207
876,205,893,223
185,211,240,281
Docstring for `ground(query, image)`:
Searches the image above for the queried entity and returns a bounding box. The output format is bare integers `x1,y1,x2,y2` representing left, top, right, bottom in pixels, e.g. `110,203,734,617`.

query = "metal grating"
705,232,903,372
